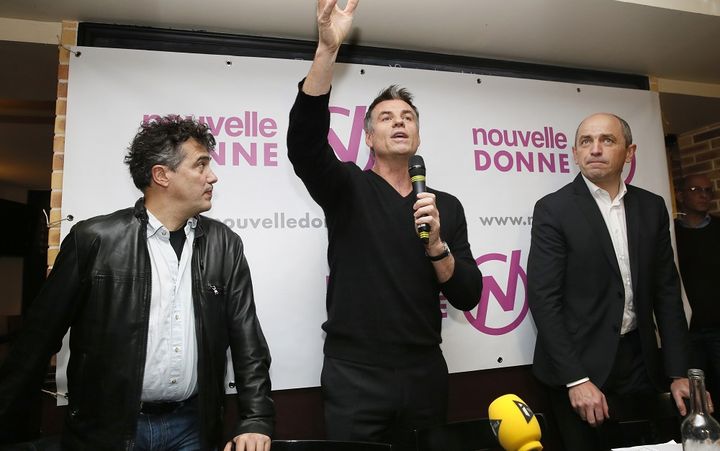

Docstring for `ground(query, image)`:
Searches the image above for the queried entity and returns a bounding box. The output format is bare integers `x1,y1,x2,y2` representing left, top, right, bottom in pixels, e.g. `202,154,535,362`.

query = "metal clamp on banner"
43,209,74,228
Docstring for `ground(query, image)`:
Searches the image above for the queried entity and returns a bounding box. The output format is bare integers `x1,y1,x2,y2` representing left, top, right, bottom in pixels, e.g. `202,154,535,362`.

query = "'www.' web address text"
478,216,533,227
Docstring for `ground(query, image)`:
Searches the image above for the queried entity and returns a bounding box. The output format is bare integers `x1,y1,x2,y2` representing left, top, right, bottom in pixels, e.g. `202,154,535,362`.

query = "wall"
0,186,26,322
677,122,720,214
0,19,60,369
0,18,60,45
47,21,77,269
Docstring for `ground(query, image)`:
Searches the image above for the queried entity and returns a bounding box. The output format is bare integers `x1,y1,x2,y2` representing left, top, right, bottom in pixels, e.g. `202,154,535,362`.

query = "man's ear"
151,165,171,188
625,143,637,163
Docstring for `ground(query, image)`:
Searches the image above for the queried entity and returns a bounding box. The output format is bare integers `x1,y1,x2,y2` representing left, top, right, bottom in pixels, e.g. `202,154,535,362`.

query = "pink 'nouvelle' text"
472,126,571,174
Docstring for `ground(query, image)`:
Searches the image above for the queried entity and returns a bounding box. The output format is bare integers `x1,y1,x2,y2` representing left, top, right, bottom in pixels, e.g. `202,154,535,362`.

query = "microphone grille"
408,155,425,177
408,154,425,169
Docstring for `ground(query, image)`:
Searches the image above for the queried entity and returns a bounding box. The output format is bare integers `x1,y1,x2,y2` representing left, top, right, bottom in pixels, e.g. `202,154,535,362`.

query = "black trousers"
321,353,448,451
548,330,657,451
689,327,720,421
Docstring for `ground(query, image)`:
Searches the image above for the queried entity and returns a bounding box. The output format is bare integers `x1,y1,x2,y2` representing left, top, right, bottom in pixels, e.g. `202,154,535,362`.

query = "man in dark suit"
528,113,694,450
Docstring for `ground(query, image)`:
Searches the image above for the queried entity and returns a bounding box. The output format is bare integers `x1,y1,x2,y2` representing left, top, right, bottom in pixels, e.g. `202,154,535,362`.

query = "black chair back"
271,440,392,450
414,414,546,451
0,435,61,451
600,392,682,448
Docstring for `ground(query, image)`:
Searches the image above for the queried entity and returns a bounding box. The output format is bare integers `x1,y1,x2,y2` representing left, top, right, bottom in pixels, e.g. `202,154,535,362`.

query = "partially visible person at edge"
675,173,720,415
0,116,274,451
528,112,707,450
286,1,483,449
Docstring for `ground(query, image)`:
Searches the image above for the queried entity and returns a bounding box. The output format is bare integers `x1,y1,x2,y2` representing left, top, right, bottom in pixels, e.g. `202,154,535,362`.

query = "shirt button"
170,379,177,384
175,314,180,320
175,347,180,353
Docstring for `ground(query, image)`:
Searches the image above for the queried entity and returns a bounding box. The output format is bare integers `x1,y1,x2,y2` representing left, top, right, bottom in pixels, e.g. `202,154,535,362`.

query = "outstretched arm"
303,0,359,96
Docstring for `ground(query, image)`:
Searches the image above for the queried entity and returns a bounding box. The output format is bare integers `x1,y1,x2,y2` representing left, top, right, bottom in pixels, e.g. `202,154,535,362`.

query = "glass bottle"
681,368,720,450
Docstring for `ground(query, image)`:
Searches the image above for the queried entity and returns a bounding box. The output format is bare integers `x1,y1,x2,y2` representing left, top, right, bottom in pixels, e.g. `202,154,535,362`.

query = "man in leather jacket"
0,116,274,450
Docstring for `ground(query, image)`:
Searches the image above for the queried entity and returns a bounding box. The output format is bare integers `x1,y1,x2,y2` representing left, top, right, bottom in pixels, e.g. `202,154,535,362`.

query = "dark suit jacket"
528,174,688,391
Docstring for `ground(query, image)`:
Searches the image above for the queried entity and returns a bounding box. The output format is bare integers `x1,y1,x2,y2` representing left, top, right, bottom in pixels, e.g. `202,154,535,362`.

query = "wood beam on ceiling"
0,99,55,124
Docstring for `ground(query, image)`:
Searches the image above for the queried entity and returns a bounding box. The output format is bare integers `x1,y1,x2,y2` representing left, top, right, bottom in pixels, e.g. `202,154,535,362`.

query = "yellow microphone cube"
488,394,543,451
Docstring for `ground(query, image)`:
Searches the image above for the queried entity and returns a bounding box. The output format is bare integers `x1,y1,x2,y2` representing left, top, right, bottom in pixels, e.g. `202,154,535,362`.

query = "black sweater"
287,84,483,367
675,216,720,330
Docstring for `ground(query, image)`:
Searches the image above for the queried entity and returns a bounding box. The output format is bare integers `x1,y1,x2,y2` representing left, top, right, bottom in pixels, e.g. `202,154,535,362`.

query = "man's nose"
590,140,603,155
208,168,219,184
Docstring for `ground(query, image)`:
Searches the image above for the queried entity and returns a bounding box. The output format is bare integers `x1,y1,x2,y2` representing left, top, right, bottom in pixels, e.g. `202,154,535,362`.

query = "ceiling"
660,92,720,135
2,0,720,83
1,0,719,191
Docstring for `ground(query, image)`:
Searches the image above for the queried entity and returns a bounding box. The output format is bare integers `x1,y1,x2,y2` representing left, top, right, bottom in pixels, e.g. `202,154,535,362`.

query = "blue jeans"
134,397,202,451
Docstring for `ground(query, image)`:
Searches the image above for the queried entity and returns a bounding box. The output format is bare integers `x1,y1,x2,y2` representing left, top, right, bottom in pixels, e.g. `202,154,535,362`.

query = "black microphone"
408,154,429,243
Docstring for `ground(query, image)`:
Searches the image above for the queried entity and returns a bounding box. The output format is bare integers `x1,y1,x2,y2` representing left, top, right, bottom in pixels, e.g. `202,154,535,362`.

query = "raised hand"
304,0,359,95
317,0,360,54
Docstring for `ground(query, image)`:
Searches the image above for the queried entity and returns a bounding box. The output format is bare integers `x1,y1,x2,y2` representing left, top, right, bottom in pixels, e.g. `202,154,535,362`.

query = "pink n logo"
328,105,374,170
623,154,636,185
465,250,529,335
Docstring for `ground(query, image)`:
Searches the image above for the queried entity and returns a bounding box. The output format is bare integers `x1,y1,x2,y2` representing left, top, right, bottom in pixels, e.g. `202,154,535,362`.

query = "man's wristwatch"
427,241,450,261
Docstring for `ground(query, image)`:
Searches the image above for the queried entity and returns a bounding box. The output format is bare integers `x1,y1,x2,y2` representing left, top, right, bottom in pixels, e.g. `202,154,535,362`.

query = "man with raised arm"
286,1,483,449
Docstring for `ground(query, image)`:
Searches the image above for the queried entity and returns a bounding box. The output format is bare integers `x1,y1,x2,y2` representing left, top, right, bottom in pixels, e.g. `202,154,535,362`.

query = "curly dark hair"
124,115,216,190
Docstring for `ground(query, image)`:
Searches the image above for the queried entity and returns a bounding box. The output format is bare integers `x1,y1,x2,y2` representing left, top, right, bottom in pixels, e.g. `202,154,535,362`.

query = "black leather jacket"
0,199,274,450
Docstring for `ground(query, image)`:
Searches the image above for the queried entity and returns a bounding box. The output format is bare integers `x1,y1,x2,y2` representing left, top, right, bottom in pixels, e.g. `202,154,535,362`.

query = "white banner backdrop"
57,46,670,396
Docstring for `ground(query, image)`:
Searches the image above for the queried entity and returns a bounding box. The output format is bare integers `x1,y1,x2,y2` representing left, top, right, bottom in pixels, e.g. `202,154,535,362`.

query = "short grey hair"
364,85,420,133
574,113,633,148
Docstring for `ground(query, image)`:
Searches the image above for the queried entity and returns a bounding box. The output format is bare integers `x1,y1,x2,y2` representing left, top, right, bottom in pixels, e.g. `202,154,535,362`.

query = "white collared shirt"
582,175,636,335
141,210,198,402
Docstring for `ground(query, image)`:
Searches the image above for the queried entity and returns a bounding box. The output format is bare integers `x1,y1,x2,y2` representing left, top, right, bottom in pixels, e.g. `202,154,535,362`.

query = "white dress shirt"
141,210,198,402
582,175,636,335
